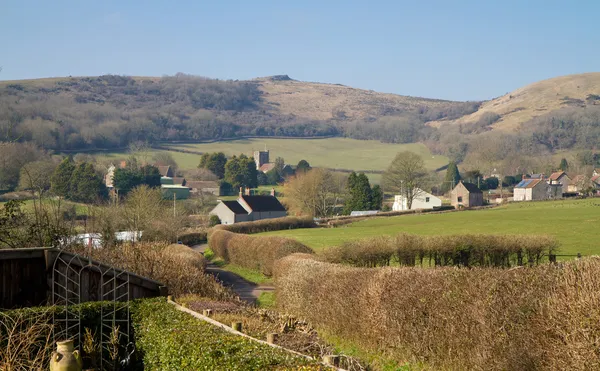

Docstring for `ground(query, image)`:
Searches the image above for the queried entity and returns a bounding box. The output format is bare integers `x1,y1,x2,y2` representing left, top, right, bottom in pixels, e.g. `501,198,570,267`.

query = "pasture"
165,137,447,172
261,198,600,256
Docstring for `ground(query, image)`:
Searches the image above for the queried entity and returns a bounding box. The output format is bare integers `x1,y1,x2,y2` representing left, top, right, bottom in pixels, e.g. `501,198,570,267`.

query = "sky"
1,0,598,101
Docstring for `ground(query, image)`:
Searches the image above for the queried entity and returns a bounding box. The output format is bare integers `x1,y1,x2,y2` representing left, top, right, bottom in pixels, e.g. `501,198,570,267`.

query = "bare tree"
122,185,165,240
284,168,346,217
382,151,430,210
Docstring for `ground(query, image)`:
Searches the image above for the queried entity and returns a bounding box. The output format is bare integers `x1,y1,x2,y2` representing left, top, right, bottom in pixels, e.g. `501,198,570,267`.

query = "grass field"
261,198,600,257
165,138,448,172
92,149,201,170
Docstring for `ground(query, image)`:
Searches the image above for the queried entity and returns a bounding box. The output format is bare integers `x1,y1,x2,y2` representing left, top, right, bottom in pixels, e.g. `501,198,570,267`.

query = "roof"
259,163,277,173
171,177,186,186
515,179,543,189
158,165,171,177
591,175,600,184
528,173,545,179
240,195,286,212
221,200,248,215
571,174,586,183
186,180,219,189
161,184,189,189
459,182,483,193
548,171,567,181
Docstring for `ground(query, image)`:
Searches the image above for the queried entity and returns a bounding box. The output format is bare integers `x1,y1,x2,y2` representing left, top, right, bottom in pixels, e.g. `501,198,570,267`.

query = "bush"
209,214,221,227
322,233,557,268
212,216,315,235
131,298,319,370
274,255,600,370
177,231,207,246
67,242,231,299
209,230,314,276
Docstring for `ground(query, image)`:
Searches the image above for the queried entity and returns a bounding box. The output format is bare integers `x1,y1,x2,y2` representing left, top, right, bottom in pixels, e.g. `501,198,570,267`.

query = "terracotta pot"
50,340,82,371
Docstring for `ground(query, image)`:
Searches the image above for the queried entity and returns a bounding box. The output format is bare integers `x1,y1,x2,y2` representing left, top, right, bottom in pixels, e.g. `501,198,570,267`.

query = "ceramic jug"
49,340,82,371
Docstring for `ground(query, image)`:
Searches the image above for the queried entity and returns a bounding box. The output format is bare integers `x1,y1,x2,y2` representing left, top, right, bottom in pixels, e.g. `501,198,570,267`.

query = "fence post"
267,333,278,344
549,254,556,263
577,253,582,259
323,355,340,367
232,321,242,332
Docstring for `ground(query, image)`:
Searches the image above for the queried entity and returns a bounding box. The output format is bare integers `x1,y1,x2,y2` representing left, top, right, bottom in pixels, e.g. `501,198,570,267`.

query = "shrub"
212,216,315,235
208,214,221,227
209,230,314,276
323,233,557,268
67,242,231,299
274,255,600,370
177,231,207,246
131,298,319,370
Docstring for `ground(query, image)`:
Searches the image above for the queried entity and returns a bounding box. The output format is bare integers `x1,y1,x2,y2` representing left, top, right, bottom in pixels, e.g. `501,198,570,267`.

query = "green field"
165,138,448,172
261,199,600,256
92,149,201,170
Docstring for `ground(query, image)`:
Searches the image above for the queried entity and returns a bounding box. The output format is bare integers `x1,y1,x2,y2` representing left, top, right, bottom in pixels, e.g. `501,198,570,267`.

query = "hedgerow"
131,298,321,370
322,233,558,267
209,230,313,276
177,231,208,246
274,254,600,370
212,216,315,235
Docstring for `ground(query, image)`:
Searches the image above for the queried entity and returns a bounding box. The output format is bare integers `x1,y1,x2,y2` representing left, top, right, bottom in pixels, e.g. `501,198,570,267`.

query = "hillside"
433,72,600,132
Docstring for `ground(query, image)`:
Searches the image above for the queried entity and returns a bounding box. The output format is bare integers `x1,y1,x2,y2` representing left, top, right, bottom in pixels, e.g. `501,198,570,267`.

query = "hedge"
178,231,208,246
131,298,320,370
209,230,314,276
274,254,600,370
212,216,315,235
321,233,558,268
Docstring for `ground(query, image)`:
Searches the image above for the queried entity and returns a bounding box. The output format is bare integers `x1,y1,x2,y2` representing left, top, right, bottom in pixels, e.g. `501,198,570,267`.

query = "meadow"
262,198,600,256
165,137,448,172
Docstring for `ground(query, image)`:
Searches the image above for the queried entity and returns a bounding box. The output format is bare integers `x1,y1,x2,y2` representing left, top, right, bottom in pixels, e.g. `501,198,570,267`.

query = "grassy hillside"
166,137,447,172
261,198,600,256
434,72,600,131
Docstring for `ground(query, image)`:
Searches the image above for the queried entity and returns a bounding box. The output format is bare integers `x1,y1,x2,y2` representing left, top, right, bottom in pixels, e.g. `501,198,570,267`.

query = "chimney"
120,160,127,169
239,187,243,197
245,188,251,196
270,188,276,197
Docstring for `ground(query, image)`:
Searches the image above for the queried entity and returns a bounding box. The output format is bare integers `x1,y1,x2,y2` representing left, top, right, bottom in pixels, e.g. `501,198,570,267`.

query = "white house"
392,189,441,211
210,193,287,225
513,178,562,201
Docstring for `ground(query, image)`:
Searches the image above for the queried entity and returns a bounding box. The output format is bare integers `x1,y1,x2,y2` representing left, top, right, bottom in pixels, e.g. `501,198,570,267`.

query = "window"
457,196,463,203
425,197,430,203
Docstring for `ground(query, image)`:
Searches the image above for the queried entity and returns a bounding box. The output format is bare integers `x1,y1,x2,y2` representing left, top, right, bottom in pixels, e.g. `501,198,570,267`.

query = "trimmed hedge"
178,231,208,246
212,216,315,235
274,255,600,370
209,230,314,276
322,233,558,268
131,298,320,370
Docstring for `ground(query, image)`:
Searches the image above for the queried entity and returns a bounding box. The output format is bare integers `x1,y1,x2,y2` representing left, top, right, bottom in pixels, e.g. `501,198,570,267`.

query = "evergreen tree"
50,157,75,197
371,184,383,210
69,163,107,203
441,161,460,194
266,169,280,185
140,165,161,188
559,158,569,171
199,152,227,179
113,168,143,195
296,160,311,173
274,157,285,175
343,172,372,214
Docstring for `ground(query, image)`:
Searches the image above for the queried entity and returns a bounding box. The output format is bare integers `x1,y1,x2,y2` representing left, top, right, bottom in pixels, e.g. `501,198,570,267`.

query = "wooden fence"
0,248,167,309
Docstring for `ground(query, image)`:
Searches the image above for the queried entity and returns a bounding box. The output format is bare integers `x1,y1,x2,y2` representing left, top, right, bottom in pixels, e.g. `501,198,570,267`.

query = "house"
548,171,571,189
592,175,600,194
105,165,116,189
450,181,483,208
527,173,545,180
392,189,442,211
186,180,220,196
210,191,287,225
593,169,600,177
568,175,587,193
158,165,174,178
513,178,562,201
160,176,186,186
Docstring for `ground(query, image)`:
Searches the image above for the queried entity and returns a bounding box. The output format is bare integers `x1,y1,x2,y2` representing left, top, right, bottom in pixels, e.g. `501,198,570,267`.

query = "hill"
437,72,600,131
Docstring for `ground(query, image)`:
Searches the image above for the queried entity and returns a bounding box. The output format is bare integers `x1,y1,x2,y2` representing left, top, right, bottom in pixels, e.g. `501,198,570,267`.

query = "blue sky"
1,0,598,101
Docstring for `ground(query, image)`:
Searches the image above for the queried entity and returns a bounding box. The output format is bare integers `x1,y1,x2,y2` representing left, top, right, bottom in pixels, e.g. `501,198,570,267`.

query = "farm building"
513,179,563,201
161,176,186,186
158,165,175,178
568,175,586,193
210,193,287,225
161,185,190,200
187,180,220,196
392,189,441,211
450,181,483,208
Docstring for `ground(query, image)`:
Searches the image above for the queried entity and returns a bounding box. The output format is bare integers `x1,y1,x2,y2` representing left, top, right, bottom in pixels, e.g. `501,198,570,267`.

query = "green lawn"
261,198,600,257
165,138,447,172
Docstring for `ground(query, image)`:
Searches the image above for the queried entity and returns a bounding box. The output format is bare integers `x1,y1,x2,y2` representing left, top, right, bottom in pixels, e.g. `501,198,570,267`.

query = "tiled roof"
240,195,286,212
591,175,600,184
460,182,483,193
515,179,543,189
259,163,276,173
158,165,171,177
186,181,218,189
548,171,566,181
171,177,186,186
221,201,248,215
